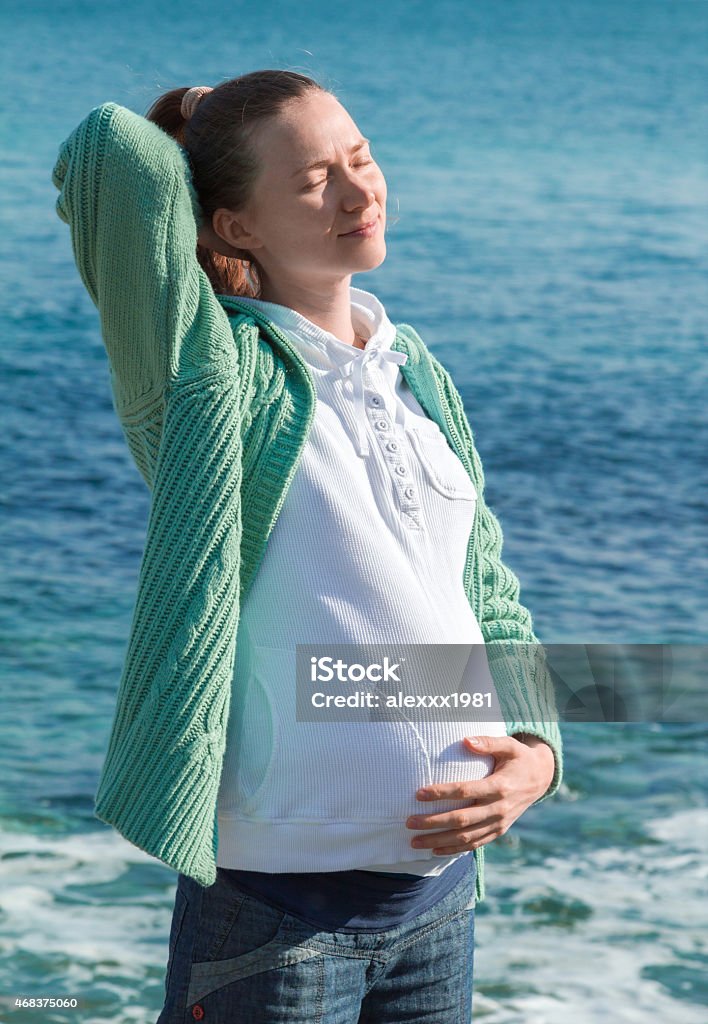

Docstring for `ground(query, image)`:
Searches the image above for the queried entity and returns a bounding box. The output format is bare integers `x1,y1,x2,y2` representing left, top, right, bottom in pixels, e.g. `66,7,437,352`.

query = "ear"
198,208,261,260
196,218,245,259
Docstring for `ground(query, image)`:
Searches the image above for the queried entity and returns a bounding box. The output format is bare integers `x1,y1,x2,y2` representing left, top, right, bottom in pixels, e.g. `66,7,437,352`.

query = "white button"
404,486,415,499
395,465,408,476
369,395,382,407
375,419,389,431
386,440,399,452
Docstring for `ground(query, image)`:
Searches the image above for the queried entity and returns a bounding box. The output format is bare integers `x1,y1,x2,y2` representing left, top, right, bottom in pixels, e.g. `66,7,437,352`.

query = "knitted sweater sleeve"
52,103,244,883
475,497,564,805
51,101,235,411
429,353,564,806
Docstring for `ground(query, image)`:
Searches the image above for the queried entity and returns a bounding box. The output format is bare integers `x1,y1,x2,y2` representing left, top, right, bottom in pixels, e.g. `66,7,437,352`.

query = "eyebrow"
291,139,371,178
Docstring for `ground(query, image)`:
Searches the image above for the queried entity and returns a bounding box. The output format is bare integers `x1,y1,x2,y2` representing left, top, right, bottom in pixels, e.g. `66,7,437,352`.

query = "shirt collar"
233,286,408,458
230,286,396,371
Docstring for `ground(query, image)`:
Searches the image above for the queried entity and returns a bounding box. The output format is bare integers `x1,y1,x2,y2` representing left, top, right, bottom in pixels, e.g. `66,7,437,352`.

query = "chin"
357,240,387,273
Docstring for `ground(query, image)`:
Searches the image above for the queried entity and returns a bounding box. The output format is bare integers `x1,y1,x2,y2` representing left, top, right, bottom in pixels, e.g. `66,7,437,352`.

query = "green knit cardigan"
51,101,563,905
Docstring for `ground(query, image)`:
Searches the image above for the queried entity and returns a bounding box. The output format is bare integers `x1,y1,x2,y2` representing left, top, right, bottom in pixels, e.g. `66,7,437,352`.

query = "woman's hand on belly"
405,734,556,855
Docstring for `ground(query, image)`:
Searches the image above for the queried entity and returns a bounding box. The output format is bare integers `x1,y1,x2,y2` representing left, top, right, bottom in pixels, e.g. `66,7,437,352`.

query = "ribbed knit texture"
52,102,563,905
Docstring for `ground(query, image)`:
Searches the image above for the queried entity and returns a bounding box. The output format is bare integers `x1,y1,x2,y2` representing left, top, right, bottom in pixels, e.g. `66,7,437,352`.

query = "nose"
342,178,376,210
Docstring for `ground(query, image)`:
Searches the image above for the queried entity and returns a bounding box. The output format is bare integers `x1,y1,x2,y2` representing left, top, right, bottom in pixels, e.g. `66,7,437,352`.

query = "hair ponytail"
145,72,328,298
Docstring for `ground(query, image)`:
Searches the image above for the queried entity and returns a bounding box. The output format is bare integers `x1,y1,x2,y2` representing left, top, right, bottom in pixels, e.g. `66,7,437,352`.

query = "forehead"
256,92,361,163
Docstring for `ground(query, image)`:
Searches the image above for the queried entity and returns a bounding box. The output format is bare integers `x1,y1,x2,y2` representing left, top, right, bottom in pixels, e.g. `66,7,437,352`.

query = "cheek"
267,204,319,245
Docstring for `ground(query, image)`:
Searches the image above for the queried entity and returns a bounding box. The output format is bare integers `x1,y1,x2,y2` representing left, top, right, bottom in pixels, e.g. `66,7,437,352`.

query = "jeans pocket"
186,887,321,1009
192,869,250,963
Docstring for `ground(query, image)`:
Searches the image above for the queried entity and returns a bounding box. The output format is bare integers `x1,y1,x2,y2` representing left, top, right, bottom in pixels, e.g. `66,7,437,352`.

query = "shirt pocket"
407,423,478,502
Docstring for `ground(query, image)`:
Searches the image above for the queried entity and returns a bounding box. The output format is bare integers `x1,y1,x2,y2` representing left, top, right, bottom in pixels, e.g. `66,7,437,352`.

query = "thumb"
463,735,506,753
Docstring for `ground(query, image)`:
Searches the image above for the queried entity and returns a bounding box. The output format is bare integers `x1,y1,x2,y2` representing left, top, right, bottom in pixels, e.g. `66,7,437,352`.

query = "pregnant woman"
52,69,563,1023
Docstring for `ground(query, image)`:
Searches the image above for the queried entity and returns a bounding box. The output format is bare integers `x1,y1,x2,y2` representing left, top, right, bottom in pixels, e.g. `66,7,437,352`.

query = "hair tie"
181,85,213,121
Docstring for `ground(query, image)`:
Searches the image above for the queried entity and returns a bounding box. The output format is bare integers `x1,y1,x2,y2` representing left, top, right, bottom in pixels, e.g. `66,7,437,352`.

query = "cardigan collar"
217,287,409,458
215,293,448,454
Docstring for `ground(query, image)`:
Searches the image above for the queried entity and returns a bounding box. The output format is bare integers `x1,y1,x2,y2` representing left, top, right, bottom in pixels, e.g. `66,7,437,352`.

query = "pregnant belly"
225,646,508,823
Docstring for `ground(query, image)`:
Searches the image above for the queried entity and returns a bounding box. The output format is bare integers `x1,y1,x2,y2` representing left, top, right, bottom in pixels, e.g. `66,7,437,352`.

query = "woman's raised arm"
51,101,236,412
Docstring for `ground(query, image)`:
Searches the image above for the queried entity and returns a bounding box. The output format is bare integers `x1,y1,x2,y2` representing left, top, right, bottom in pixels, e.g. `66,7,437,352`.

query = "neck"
257,274,365,348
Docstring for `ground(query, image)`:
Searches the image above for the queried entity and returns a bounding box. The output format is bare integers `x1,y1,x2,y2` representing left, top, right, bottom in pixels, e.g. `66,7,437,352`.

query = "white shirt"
216,285,508,875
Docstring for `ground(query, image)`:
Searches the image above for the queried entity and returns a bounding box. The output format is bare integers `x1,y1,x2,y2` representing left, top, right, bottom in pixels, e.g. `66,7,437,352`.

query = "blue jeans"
157,861,476,1023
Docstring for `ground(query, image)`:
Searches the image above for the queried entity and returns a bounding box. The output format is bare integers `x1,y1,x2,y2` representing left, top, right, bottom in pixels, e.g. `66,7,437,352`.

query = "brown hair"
145,70,329,298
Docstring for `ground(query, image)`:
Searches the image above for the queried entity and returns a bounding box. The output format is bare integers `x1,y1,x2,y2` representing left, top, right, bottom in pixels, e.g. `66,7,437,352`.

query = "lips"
341,217,378,236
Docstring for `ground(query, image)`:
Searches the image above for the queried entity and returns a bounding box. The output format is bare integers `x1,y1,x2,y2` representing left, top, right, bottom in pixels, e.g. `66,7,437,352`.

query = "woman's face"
217,90,387,290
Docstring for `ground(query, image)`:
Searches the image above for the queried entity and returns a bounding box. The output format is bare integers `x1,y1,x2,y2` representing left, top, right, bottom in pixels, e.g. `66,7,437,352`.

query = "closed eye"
302,158,374,191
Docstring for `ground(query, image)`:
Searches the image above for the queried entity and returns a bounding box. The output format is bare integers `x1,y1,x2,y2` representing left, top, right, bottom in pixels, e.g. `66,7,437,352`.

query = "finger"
410,811,500,849
464,735,520,757
409,794,503,829
416,778,501,804
431,829,499,855
407,803,479,830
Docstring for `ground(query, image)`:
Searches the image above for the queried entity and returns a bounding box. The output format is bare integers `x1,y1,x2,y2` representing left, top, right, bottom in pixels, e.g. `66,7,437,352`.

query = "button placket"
338,346,408,457
340,349,422,529
365,404,421,527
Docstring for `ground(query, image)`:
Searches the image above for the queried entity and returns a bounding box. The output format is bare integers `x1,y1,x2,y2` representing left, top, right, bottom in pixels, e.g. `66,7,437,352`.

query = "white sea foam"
0,826,174,1021
473,806,708,1023
1,809,705,1022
